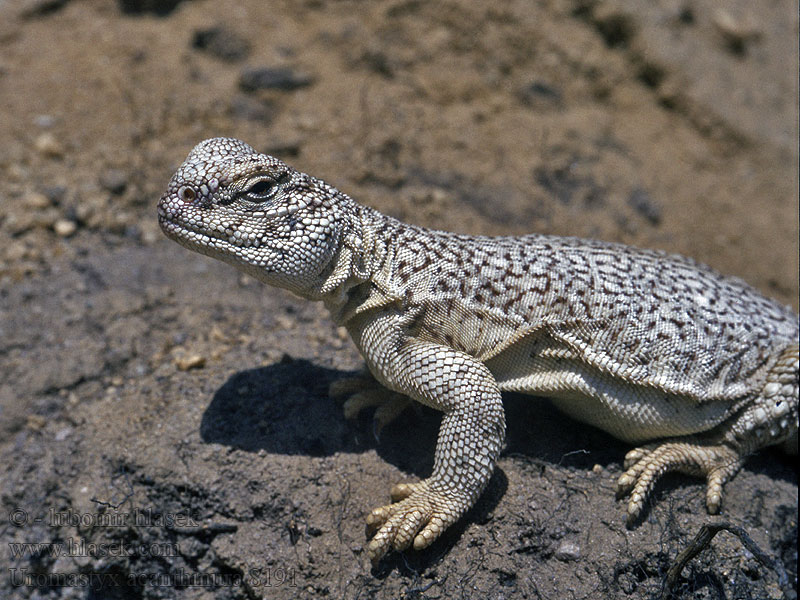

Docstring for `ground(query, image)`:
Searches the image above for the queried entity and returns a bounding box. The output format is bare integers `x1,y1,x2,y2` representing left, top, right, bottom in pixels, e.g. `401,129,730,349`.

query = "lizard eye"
243,178,278,202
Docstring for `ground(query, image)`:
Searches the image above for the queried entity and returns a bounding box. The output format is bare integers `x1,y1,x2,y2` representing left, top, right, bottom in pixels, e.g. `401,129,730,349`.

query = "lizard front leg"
352,313,506,562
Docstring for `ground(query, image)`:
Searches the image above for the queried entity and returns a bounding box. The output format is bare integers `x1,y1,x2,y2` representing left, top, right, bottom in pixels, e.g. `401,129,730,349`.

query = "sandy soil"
0,0,797,598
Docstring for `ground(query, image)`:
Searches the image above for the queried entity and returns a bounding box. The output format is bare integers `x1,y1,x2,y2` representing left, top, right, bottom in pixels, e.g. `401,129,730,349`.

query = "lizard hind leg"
617,344,799,525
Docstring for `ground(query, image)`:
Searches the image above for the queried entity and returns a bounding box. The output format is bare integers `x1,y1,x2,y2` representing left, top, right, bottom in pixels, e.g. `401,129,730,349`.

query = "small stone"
192,25,251,62
239,67,314,92
5,212,36,235
519,81,563,107
43,185,67,204
554,541,581,562
5,241,28,261
81,194,108,228
55,427,72,441
713,10,761,55
99,168,128,194
54,219,77,237
34,132,64,158
23,191,51,209
34,114,57,128
592,464,603,474
628,188,661,225
26,414,47,430
229,95,275,123
175,354,206,371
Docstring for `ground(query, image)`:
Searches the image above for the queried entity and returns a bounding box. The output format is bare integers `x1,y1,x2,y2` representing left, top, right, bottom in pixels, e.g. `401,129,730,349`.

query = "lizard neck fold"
317,204,400,325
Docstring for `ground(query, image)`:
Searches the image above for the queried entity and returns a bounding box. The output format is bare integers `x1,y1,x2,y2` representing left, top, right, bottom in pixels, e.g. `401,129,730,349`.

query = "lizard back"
375,217,799,403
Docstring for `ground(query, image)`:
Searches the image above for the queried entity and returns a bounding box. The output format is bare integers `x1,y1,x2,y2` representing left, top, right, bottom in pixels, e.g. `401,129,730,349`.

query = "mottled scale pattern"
386,223,791,398
159,138,799,563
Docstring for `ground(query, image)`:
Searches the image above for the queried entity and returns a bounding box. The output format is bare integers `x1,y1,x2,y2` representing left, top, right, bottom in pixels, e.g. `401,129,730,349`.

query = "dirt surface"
0,0,797,598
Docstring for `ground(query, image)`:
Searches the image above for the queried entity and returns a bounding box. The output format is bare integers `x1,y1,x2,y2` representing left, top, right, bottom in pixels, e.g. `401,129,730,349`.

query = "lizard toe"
366,482,464,562
330,372,411,429
366,499,430,562
622,444,658,470
341,390,388,420
704,459,742,514
390,481,423,502
328,372,375,398
413,515,448,551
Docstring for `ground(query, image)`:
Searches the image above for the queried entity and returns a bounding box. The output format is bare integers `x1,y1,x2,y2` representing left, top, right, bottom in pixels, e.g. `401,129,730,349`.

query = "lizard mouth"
158,202,265,254
158,203,230,246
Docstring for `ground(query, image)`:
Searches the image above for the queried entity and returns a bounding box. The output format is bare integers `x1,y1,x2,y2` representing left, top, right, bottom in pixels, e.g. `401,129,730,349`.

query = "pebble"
239,67,314,92
54,219,77,237
55,427,72,441
26,414,47,430
628,187,661,225
554,541,581,562
99,168,128,194
23,191,51,209
6,241,28,261
192,25,251,62
6,212,37,235
34,132,64,158
519,80,563,108
713,10,761,55
175,354,206,371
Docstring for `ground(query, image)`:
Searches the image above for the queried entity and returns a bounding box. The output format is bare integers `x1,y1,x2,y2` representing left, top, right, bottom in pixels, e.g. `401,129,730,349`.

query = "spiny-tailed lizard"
158,137,798,562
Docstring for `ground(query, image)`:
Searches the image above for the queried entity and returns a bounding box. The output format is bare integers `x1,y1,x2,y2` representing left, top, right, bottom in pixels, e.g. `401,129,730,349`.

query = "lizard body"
158,137,798,562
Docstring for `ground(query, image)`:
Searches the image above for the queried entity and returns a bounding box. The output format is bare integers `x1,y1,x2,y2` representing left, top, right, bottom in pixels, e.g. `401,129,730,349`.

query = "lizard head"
158,137,346,295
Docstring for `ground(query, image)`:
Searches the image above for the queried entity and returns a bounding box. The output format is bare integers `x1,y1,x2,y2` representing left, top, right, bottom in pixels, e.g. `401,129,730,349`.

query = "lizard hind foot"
616,441,744,525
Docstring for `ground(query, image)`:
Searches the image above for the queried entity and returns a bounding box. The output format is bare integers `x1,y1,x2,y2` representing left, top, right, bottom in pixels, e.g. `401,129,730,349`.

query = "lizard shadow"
199,358,797,566
200,357,445,470
201,358,453,481
199,357,626,476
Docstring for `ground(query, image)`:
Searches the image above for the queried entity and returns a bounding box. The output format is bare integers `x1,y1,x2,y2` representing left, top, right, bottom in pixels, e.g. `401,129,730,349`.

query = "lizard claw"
365,481,464,563
616,441,744,525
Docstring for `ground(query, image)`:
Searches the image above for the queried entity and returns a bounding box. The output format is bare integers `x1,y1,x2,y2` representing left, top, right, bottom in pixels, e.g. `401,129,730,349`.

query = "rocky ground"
0,0,797,599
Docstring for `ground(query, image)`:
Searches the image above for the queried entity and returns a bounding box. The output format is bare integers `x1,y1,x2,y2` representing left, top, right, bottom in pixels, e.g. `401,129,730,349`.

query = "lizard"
158,137,799,563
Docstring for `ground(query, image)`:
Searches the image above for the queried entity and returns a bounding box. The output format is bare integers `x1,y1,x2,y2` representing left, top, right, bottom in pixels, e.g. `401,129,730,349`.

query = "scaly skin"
158,138,799,562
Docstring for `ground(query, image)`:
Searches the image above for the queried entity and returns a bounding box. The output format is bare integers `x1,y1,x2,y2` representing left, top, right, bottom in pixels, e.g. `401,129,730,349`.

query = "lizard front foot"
365,480,466,562
616,441,744,524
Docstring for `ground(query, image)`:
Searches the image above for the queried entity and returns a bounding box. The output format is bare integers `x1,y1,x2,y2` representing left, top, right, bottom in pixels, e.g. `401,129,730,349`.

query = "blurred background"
1,0,797,303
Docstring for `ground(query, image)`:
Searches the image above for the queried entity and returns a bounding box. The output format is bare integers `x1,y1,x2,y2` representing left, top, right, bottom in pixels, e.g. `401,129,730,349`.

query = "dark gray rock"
239,67,314,92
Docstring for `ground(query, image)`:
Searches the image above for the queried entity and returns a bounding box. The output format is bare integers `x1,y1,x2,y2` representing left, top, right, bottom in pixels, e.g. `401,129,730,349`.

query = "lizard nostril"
178,186,196,202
